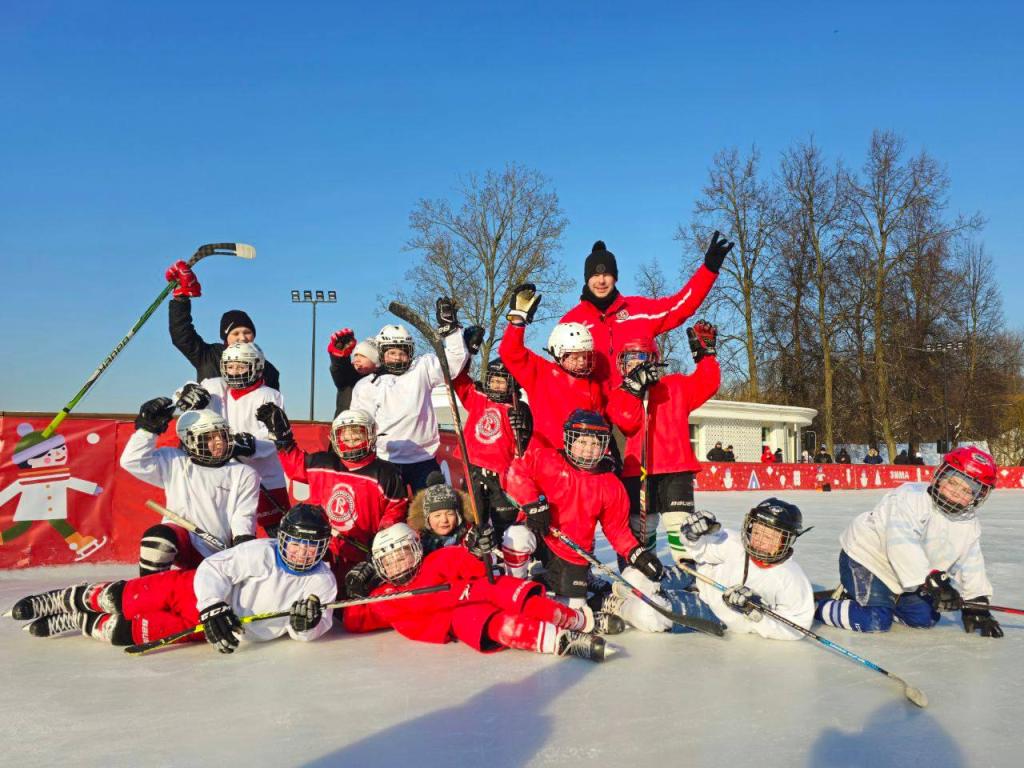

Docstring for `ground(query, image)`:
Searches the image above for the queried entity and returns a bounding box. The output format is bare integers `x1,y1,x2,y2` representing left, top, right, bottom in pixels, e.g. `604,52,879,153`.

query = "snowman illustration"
0,426,107,560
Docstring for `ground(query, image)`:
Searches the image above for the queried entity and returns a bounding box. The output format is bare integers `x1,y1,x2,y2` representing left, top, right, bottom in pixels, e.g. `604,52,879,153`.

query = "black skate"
586,571,613,598
5,583,84,621
25,611,86,638
586,593,627,634
556,630,608,662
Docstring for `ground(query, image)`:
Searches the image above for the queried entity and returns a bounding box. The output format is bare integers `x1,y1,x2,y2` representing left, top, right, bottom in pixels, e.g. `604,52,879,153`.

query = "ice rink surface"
1,489,1021,768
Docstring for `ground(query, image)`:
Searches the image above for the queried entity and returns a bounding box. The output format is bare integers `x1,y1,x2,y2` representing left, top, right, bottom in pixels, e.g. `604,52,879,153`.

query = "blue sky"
1,2,1021,420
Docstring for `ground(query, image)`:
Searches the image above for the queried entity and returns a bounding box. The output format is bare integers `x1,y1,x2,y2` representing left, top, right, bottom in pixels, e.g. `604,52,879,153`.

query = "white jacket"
350,331,467,464
840,482,993,599
684,527,814,640
119,430,259,557
199,377,287,490
193,539,337,642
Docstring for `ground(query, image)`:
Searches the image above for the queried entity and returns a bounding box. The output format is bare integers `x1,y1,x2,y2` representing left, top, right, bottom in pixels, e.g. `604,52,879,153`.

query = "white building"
433,388,817,463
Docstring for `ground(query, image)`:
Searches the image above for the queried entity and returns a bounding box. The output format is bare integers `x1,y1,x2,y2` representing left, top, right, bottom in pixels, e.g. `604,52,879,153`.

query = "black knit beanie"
220,310,255,340
584,240,618,281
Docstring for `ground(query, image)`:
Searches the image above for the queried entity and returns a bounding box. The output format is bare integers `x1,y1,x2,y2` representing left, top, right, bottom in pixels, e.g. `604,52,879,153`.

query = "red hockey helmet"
616,339,659,376
928,447,997,520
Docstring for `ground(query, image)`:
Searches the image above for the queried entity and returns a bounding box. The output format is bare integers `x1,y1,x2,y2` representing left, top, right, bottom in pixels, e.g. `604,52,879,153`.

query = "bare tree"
393,163,571,370
635,259,689,372
684,147,778,400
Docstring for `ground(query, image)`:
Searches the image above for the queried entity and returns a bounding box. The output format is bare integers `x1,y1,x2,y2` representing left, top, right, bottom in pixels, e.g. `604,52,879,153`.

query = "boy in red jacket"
501,410,663,608
342,523,610,661
606,323,721,562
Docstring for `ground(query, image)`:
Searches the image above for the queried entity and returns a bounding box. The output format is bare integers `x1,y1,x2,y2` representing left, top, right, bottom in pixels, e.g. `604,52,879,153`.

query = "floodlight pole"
291,289,338,420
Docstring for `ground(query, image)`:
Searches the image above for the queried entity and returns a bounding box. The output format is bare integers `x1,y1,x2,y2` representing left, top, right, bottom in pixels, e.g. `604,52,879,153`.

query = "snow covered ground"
1,489,1021,768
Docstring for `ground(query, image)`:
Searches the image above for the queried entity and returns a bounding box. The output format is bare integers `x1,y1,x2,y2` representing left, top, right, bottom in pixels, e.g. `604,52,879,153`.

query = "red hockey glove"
165,260,202,299
687,321,718,363
328,328,356,358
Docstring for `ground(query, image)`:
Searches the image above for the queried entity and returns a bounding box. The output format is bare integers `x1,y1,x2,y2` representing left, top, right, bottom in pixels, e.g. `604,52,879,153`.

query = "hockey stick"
547,526,725,637
388,301,495,581
144,500,227,552
638,390,650,550
963,601,1024,616
677,563,928,708
41,243,256,438
125,583,450,656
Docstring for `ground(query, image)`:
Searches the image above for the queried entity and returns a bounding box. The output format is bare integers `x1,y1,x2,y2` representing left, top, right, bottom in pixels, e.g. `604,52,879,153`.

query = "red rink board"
2,413,1022,569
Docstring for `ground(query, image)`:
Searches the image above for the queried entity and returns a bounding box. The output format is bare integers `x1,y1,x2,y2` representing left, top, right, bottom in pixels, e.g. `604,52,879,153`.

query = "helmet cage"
220,343,265,389
616,342,659,376
742,511,797,565
372,531,423,586
484,368,514,403
928,464,992,520
563,420,611,471
329,411,377,462
277,527,329,573
180,415,232,468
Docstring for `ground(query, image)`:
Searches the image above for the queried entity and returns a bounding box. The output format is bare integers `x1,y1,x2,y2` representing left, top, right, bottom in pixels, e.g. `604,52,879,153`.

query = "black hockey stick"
638,390,651,549
548,526,725,637
388,301,495,581
145,500,227,551
678,563,927,707
125,583,450,656
963,601,1024,616
42,243,256,438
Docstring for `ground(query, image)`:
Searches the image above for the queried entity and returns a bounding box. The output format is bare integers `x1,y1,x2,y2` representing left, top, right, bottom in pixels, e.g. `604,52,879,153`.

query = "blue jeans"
398,458,442,494
835,550,939,632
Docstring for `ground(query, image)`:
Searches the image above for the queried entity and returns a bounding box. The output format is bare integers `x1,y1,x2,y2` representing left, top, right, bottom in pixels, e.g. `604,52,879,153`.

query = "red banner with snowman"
3,413,1024,569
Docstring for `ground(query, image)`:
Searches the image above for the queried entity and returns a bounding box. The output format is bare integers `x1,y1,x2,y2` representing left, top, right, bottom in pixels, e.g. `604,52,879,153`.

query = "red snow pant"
256,486,289,537
121,569,202,646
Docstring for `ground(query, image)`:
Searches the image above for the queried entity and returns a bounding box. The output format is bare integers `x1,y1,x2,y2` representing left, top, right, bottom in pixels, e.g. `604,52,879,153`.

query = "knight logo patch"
616,308,629,321
326,485,358,532
475,408,504,445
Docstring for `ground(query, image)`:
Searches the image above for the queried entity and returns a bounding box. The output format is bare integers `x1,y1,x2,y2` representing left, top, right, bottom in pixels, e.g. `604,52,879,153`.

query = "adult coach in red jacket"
606,323,721,563
559,233,732,389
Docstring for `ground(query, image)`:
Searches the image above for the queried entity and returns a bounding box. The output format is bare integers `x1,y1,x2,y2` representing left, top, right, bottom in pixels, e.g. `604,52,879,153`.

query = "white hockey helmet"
329,408,377,462
220,341,265,389
175,409,232,467
371,523,423,586
376,324,415,375
547,322,594,376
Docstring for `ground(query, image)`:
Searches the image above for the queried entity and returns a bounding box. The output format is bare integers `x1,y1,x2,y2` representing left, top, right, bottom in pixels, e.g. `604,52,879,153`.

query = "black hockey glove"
918,570,963,612
703,230,735,274
687,321,718,362
176,382,211,411
522,496,551,536
627,545,665,582
436,297,461,337
507,283,541,325
345,561,381,599
231,534,256,547
508,404,533,454
680,510,721,542
231,432,257,459
722,585,764,622
289,595,323,633
466,524,497,559
135,397,176,434
620,361,661,398
463,325,485,356
255,402,294,449
962,597,1003,638
200,601,242,654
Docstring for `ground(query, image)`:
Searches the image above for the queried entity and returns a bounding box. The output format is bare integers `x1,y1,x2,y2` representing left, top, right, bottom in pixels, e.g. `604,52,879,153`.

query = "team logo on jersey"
475,408,503,445
616,308,629,321
326,484,358,532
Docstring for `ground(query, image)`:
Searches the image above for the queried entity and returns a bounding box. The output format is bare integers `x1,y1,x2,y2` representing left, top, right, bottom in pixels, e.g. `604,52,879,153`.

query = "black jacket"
329,353,370,417
706,447,728,462
169,297,280,390
836,449,851,464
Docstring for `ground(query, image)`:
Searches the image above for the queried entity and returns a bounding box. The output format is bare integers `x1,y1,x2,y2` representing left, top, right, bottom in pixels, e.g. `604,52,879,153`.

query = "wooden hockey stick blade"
388,301,441,346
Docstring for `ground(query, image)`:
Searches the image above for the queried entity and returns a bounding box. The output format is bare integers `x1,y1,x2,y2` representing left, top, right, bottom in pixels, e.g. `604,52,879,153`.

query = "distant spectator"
760,445,775,463
800,450,811,463
836,447,851,464
706,441,728,462
911,451,925,466
893,449,909,465
724,445,736,462
774,448,784,463
813,445,833,463
862,447,883,465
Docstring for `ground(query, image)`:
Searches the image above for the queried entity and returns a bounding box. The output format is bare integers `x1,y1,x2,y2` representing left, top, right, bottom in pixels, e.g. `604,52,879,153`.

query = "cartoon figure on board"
0,426,107,560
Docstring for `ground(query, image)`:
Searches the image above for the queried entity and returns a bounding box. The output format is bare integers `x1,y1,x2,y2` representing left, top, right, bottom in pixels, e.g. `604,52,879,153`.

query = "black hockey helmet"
563,409,611,471
742,497,810,565
277,504,331,573
484,359,517,403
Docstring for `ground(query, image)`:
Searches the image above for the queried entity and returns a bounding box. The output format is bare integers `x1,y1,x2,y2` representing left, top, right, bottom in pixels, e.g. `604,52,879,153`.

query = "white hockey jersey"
193,539,337,642
349,331,467,464
684,527,814,640
120,430,259,558
199,377,287,490
839,482,993,599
